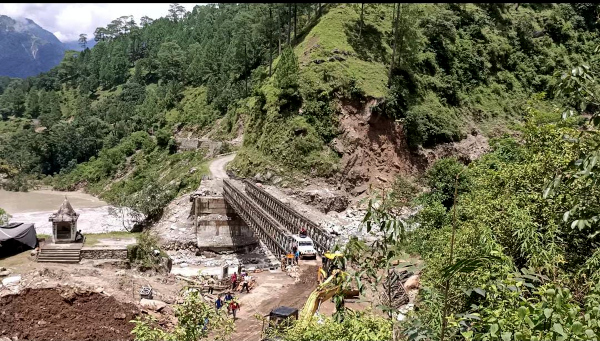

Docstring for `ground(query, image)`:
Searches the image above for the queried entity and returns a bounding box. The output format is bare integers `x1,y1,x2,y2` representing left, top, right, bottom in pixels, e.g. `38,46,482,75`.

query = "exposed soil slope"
0,287,139,341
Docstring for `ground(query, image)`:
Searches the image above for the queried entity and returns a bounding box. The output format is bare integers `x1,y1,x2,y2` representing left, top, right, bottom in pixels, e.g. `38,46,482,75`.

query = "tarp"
0,223,38,249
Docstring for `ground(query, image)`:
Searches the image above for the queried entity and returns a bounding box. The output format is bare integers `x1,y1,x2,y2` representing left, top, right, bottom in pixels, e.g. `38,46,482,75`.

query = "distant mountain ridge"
0,15,67,78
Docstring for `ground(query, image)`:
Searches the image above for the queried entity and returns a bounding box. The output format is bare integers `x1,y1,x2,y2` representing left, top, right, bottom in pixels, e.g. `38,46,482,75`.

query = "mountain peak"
0,14,66,78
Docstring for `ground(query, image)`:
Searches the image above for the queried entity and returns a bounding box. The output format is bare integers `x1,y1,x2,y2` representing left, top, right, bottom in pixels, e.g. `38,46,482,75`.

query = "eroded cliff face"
0,15,65,78
331,98,489,195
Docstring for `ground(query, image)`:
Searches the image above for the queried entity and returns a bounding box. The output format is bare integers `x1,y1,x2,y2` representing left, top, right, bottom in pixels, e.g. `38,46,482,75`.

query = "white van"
291,234,317,259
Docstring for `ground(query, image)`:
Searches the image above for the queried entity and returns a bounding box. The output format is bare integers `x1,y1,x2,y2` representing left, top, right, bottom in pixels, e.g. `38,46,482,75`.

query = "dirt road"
209,153,236,179
231,259,320,341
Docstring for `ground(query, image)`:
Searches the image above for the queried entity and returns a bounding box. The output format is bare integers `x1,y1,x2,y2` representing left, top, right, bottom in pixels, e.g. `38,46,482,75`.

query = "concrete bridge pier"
191,196,259,253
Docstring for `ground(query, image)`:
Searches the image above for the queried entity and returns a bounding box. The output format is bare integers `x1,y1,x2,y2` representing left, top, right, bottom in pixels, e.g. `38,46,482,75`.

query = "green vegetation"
268,310,392,341
1,3,600,340
0,207,8,225
1,3,598,198
83,231,140,246
131,290,234,341
127,231,169,272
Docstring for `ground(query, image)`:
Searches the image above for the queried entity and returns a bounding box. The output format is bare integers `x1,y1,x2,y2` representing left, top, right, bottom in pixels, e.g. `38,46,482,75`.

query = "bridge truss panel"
223,179,293,257
243,180,334,254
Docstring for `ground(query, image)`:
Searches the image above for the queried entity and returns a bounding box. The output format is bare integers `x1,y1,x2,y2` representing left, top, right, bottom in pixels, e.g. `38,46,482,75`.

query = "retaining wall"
80,247,128,260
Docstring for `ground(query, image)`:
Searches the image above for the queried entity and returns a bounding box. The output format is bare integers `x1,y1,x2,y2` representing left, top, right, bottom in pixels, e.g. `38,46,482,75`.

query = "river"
0,189,138,235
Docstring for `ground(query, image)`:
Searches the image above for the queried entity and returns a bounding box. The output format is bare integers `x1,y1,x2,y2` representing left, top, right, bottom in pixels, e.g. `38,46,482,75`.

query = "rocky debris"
167,243,274,270
140,298,167,312
417,132,490,165
2,275,21,287
0,268,12,277
291,188,350,213
152,194,197,246
285,265,300,282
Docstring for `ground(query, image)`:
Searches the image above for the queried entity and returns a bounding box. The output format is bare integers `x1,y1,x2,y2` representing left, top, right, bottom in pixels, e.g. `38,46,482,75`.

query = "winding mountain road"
209,153,236,179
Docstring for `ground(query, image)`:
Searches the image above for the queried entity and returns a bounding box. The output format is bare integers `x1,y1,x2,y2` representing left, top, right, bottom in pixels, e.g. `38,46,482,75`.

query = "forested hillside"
2,3,600,340
1,3,599,217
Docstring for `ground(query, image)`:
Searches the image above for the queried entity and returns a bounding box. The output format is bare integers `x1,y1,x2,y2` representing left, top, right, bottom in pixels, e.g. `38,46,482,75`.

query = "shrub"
0,208,9,225
424,157,470,209
127,231,169,272
404,93,465,148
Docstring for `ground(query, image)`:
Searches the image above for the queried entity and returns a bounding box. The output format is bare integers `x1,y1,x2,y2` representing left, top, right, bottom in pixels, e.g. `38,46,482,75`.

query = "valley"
1,3,600,341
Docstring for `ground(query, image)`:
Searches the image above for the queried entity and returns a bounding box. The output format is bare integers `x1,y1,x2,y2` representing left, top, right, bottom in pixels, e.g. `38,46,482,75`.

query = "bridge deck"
222,179,334,257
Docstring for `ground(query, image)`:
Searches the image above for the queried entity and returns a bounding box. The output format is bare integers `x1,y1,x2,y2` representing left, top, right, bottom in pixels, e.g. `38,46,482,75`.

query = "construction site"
0,154,419,341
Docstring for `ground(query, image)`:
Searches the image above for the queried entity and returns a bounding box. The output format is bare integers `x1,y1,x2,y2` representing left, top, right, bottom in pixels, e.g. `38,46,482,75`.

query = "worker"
208,275,216,294
215,295,224,310
224,292,234,314
294,249,300,265
224,292,233,302
241,274,250,293
75,230,84,242
300,227,307,237
286,252,294,266
231,272,238,290
230,300,240,319
292,242,298,255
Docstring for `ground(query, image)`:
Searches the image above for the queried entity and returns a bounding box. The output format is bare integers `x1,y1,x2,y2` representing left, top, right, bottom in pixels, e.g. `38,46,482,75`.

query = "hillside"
2,3,600,339
0,15,66,78
230,3,600,191
0,3,599,217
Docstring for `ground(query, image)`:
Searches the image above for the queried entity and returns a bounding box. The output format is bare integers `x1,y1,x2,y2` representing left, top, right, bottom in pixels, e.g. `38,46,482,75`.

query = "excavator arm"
299,269,345,326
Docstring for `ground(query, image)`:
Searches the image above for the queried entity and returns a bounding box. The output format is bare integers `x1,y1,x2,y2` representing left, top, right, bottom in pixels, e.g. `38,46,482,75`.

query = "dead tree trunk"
359,3,364,38
287,3,292,46
294,3,297,41
269,6,273,76
388,3,401,87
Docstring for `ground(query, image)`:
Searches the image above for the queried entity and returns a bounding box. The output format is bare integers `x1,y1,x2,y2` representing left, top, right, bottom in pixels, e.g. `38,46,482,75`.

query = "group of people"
215,292,241,319
230,270,252,293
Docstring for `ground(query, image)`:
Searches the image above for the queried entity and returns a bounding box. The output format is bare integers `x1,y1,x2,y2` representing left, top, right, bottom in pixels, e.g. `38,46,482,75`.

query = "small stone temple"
49,197,80,243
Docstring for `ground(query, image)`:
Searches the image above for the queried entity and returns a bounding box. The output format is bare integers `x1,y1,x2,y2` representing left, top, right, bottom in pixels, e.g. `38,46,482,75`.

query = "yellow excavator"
317,251,345,284
262,252,358,340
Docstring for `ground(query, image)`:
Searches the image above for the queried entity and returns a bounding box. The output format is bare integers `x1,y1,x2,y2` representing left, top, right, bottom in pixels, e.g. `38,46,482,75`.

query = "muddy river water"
0,189,107,214
0,189,136,235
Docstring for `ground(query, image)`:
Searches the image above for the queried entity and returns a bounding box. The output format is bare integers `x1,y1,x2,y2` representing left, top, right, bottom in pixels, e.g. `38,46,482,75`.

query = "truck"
290,234,317,259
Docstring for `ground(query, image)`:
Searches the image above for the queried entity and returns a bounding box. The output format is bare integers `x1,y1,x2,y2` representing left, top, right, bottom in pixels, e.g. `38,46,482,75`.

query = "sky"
0,3,203,42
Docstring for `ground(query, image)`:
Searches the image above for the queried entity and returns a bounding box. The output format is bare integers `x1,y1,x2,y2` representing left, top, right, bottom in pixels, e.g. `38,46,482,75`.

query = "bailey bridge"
192,177,335,258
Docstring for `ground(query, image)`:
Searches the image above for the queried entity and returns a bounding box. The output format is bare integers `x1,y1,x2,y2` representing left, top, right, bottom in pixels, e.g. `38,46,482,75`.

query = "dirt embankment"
332,98,489,196
0,287,139,341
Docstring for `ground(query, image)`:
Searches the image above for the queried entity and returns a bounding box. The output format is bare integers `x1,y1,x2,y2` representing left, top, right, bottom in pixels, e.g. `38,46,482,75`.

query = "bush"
390,175,421,207
131,290,234,341
127,231,169,272
424,157,470,209
0,208,9,225
404,92,465,147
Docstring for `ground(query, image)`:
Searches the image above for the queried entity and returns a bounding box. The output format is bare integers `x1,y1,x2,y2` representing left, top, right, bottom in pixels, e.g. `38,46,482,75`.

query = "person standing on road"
230,300,240,319
231,272,238,290
295,250,300,265
215,295,224,310
241,275,250,293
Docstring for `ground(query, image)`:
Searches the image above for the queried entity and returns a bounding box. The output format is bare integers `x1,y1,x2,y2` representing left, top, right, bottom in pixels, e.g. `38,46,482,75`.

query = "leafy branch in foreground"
131,290,234,341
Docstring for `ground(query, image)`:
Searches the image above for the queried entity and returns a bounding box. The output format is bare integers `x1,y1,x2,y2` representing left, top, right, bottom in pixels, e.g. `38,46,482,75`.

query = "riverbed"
0,189,138,235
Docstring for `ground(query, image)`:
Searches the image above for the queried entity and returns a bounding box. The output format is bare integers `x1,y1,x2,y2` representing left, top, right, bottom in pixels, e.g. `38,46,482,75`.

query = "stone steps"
37,249,81,263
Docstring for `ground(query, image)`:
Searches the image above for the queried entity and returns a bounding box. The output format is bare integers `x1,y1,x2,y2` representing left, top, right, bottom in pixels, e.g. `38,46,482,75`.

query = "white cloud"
0,3,203,42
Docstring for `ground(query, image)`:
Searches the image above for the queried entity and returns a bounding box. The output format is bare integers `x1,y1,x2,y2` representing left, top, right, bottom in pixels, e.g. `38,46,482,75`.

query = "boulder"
2,275,21,286
404,274,420,291
140,299,168,312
